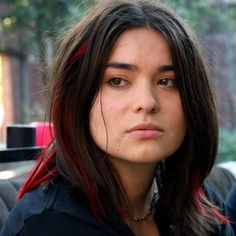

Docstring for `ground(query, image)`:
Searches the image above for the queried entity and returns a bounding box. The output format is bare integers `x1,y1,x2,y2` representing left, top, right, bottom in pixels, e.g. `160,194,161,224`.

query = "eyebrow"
105,62,175,73
158,64,175,73
105,62,138,71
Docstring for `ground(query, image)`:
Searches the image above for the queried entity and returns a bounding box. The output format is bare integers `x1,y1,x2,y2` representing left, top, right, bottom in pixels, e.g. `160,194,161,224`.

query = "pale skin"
90,28,186,236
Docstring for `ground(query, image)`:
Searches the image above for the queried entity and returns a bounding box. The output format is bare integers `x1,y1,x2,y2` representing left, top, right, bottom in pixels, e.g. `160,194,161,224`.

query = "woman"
0,0,234,235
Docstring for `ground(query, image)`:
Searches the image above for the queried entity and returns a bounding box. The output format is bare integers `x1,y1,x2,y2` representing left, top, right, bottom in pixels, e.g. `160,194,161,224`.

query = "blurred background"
0,0,235,163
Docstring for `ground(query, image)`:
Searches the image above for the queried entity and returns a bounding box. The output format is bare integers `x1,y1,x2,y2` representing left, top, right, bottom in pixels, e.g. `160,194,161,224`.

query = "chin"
127,153,166,164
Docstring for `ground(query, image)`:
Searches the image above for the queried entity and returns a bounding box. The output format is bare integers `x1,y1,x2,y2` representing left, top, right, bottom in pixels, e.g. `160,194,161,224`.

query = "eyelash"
107,77,129,87
158,78,177,87
106,77,177,88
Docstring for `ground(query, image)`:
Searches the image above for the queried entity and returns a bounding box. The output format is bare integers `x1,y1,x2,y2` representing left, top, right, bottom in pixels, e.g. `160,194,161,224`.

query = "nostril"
150,107,157,114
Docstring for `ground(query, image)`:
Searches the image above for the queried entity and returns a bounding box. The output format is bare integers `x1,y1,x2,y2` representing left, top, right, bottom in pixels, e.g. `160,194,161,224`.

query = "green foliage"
3,0,95,31
1,0,235,59
0,0,95,54
161,0,236,34
0,0,95,84
217,129,236,163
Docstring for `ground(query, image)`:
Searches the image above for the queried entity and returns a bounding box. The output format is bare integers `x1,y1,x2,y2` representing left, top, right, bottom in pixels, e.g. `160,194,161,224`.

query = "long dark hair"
19,0,223,235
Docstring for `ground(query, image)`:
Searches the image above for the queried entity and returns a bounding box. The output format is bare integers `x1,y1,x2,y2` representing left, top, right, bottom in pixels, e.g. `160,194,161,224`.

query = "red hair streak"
17,149,57,199
18,41,106,220
71,41,88,65
193,175,229,224
17,147,106,219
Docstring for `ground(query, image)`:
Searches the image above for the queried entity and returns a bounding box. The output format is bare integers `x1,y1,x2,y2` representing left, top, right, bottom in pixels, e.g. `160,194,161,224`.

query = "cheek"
171,98,186,139
162,93,186,134
89,94,126,152
89,95,117,150
90,97,106,147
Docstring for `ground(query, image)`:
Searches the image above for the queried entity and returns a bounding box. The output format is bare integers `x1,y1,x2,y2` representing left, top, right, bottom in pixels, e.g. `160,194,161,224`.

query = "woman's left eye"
158,78,177,87
107,77,128,87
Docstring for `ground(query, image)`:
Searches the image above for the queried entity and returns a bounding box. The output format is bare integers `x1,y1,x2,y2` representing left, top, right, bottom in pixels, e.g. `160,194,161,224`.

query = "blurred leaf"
161,0,236,34
217,129,236,163
0,0,95,84
0,0,95,53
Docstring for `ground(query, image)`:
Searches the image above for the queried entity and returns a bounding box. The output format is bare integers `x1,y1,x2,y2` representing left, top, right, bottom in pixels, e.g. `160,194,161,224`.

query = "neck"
110,158,157,217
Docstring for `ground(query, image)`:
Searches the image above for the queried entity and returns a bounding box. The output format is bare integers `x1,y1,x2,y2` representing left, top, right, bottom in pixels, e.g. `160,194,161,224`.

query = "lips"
127,123,164,138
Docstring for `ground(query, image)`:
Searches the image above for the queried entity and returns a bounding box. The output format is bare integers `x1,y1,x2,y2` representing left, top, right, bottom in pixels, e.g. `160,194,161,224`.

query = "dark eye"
107,77,128,87
159,78,177,87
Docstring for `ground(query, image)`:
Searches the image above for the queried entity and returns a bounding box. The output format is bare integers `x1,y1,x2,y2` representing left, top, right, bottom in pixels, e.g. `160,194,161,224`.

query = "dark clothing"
0,177,234,236
205,166,236,200
226,184,236,235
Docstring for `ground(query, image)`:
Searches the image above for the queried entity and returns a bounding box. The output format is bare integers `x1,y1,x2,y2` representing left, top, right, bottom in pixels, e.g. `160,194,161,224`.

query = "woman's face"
90,28,186,166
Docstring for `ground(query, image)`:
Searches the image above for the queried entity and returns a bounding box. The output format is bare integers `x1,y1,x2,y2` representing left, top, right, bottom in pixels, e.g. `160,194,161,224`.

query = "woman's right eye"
107,77,128,87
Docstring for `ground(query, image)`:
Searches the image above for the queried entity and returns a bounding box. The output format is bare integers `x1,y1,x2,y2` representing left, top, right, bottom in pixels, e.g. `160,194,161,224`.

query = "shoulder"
203,183,235,236
203,183,225,207
226,183,236,207
0,178,118,236
226,184,236,235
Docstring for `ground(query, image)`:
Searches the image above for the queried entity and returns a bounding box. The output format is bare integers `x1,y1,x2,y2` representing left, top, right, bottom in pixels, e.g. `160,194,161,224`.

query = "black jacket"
0,176,234,236
226,184,236,235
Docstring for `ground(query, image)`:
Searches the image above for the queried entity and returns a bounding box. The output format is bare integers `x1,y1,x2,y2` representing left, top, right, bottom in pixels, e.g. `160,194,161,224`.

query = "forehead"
107,27,173,65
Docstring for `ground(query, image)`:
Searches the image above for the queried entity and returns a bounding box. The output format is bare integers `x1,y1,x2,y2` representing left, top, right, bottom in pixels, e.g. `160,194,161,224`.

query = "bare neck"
110,159,157,216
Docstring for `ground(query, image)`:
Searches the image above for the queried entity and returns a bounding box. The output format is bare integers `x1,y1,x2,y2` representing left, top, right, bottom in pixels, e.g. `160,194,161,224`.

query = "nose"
132,84,159,114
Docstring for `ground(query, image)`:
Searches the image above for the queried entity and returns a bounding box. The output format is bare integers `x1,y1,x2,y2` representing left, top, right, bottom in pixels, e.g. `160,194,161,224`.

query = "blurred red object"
30,122,54,147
